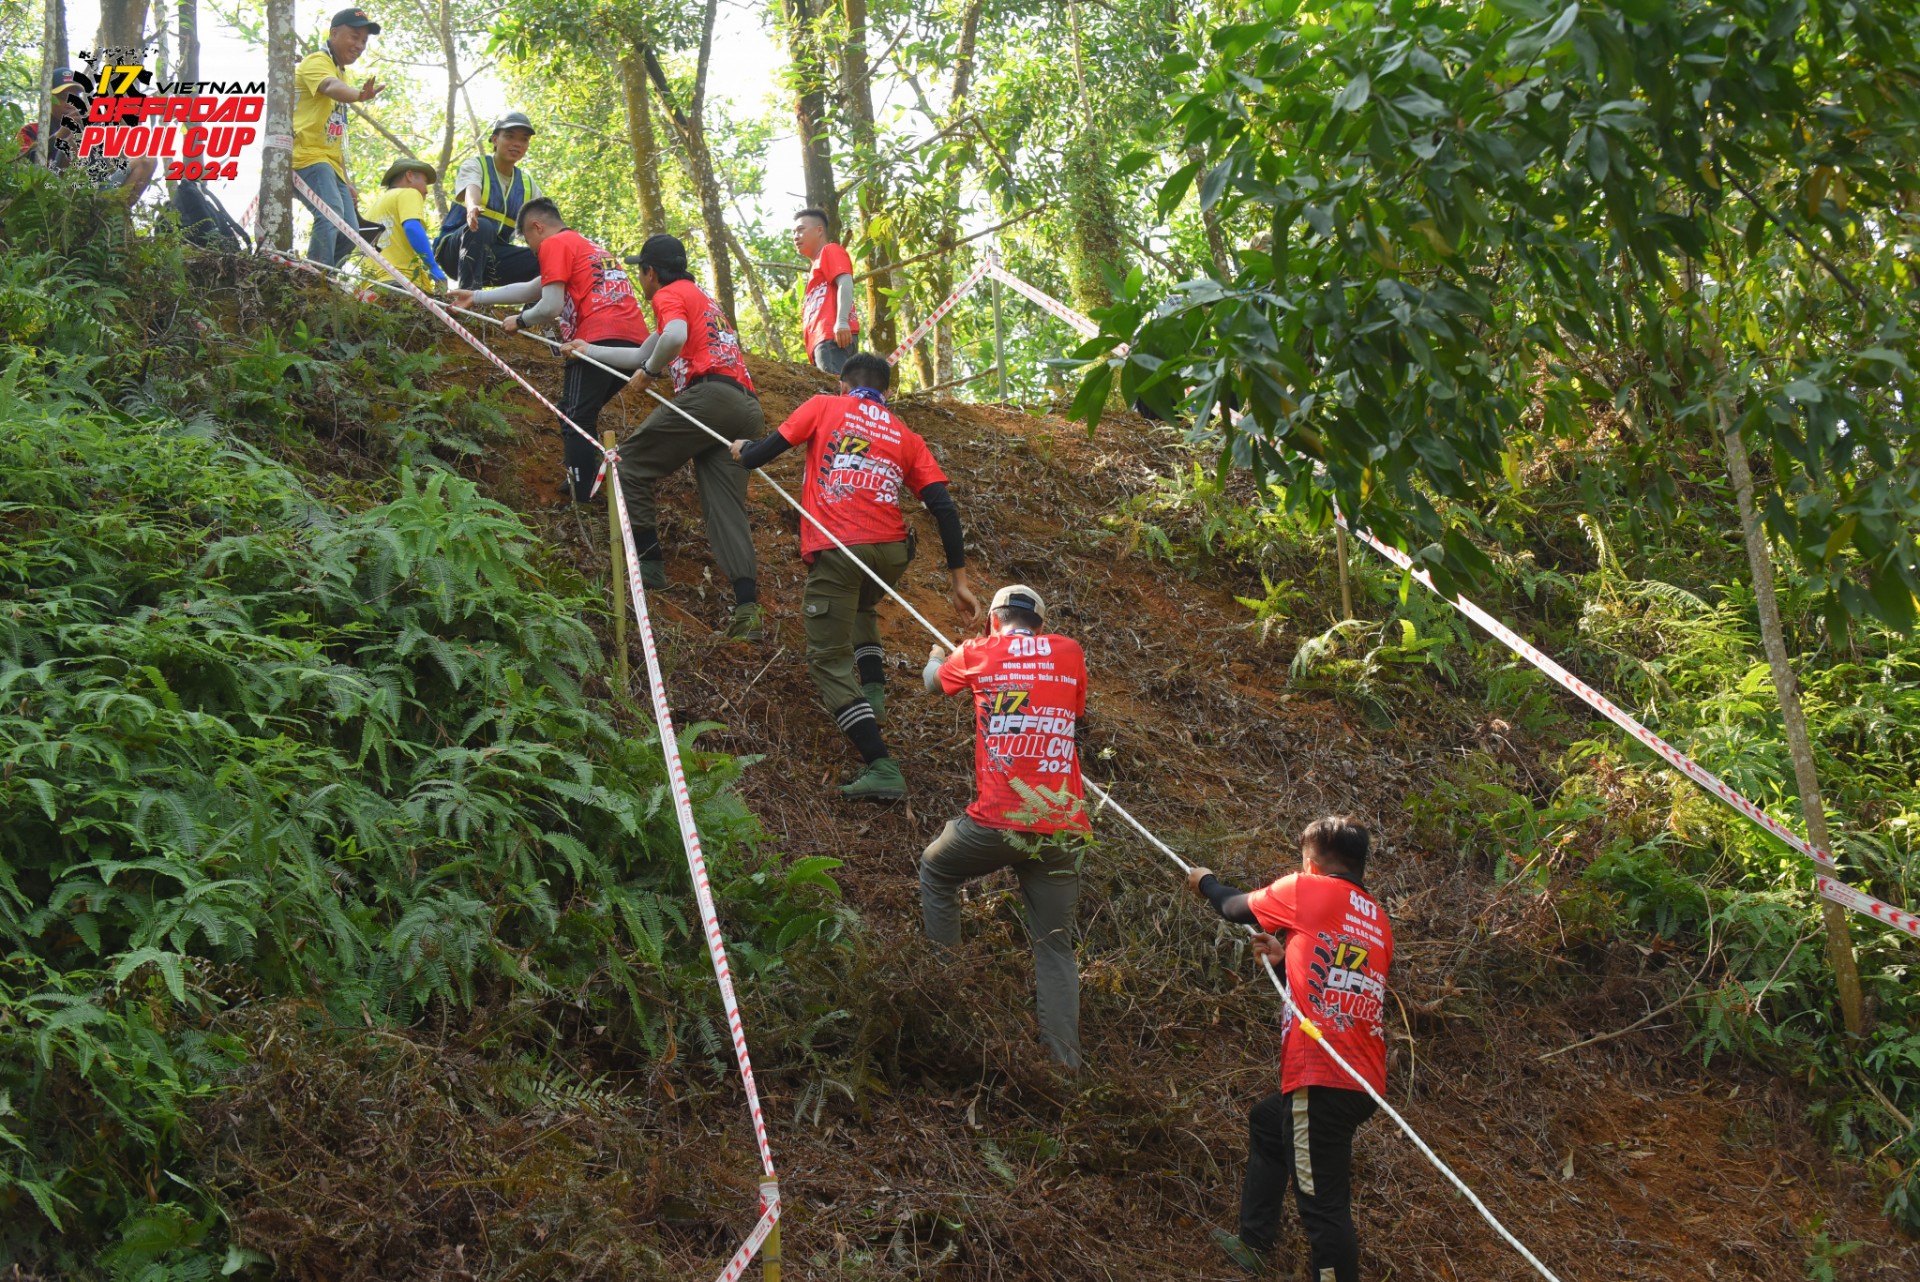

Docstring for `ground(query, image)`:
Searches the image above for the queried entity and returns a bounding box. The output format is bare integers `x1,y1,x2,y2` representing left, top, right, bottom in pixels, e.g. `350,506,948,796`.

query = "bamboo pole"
604,429,629,695
991,273,1007,401
761,1182,781,1282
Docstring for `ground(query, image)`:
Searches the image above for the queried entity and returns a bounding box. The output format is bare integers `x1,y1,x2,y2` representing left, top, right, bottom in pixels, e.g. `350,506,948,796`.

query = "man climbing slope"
293,8,384,266
562,234,765,643
434,111,543,290
1185,817,1394,1281
794,208,858,375
450,197,649,506
919,586,1090,1069
359,159,448,290
727,351,979,799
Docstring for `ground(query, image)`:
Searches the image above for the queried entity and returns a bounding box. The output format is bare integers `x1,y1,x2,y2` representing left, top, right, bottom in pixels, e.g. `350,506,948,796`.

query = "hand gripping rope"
283,172,781,1282
1332,511,1920,941
269,201,1564,1280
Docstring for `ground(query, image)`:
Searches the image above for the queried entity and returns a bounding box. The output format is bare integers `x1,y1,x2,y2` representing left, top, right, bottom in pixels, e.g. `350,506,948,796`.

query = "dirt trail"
445,342,1913,1280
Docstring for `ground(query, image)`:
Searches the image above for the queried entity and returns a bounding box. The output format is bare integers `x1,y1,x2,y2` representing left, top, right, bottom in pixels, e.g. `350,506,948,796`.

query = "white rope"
264,230,1564,1282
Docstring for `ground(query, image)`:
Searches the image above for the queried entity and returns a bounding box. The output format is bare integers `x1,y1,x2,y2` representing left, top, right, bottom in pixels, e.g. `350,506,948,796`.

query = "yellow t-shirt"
292,49,348,177
361,185,434,286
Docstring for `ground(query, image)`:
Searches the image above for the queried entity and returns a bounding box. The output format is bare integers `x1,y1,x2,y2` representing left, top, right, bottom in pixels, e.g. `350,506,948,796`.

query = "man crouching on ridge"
1187,817,1394,1280
729,351,978,798
919,585,1090,1069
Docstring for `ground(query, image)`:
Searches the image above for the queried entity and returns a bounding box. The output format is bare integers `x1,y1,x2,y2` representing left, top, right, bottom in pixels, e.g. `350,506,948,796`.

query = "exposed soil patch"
201,305,1917,1280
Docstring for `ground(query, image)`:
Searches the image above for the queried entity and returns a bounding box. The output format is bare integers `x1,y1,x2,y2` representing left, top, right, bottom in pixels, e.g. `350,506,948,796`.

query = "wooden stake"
604,430,629,696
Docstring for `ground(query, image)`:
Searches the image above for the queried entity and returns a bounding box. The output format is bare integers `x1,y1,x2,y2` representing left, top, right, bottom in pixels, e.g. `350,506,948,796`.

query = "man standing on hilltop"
794,208,859,375
293,9,385,266
918,586,1091,1069
1186,817,1394,1281
728,351,979,799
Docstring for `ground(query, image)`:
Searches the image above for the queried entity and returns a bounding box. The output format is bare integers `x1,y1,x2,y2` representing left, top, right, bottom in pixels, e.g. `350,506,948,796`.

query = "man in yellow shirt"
360,159,449,290
293,8,384,265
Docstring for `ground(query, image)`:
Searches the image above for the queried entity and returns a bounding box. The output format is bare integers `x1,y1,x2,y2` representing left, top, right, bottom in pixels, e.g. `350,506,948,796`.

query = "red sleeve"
777,396,829,447
652,279,691,330
1245,874,1300,935
537,235,571,287
901,429,948,492
938,638,985,696
822,242,854,279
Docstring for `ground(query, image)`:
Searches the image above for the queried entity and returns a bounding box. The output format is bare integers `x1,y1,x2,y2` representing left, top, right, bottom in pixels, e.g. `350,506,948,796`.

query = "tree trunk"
96,0,149,54
840,0,896,354
780,0,840,235
933,0,983,383
725,223,785,360
429,0,456,218
639,5,737,325
1722,410,1867,1037
259,0,294,251
1190,146,1234,280
37,0,60,165
619,51,667,236
176,0,196,85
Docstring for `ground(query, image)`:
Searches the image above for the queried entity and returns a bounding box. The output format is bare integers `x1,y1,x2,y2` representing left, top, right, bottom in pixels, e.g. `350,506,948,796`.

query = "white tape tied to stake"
268,205,1563,1282
1333,510,1920,940
284,172,782,1281
886,251,1128,364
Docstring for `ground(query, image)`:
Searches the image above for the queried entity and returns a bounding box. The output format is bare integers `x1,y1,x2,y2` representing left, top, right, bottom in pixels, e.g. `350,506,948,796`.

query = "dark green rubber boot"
840,756,906,801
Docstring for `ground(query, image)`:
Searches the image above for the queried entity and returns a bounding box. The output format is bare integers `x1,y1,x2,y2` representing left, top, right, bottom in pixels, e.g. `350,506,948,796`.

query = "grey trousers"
919,815,1082,1069
616,379,763,584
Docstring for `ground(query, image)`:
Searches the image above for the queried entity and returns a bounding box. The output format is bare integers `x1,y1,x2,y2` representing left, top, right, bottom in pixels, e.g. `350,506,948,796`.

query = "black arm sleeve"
735,433,794,470
1199,874,1258,926
917,481,966,569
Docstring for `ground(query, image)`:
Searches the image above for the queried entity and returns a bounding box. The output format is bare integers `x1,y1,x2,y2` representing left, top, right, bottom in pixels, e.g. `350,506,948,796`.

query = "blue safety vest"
438,157,531,242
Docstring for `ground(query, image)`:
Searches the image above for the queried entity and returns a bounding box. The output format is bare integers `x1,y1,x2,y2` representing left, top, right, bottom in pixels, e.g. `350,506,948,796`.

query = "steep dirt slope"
404,334,1913,1280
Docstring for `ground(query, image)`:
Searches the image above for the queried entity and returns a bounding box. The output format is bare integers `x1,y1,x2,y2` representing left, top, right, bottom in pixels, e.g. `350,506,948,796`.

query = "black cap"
627,234,689,272
331,8,381,32
490,111,537,138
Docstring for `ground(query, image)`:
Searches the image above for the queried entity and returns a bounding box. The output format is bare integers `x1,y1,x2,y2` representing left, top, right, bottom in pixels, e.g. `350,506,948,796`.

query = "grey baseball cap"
491,111,536,138
990,584,1047,623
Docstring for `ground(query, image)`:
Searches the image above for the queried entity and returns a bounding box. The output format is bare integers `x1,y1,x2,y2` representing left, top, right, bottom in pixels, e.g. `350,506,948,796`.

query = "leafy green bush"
0,154,843,1275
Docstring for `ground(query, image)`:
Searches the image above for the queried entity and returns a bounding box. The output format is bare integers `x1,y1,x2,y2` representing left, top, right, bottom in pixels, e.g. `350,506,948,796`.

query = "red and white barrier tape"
1335,512,1920,939
887,257,993,366
285,171,783,1275
885,250,1128,365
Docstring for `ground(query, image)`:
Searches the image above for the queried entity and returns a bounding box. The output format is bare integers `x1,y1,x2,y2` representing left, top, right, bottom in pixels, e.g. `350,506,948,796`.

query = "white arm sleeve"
649,318,689,368
517,281,568,326
834,273,855,327
472,277,544,307
574,343,647,370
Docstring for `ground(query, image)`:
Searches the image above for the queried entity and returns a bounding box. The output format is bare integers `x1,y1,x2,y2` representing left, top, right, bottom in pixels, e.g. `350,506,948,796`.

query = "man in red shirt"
918,585,1091,1069
729,352,979,798
452,197,649,507
566,234,764,641
793,208,858,375
1186,817,1393,1281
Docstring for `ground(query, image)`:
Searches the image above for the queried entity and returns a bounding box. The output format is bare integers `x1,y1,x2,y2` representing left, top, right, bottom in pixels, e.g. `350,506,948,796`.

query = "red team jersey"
651,278,755,394
538,229,647,345
777,394,946,560
1245,873,1393,1096
938,632,1090,835
802,242,860,354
